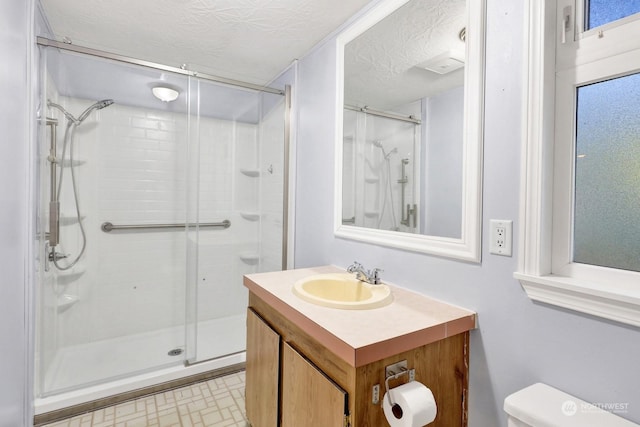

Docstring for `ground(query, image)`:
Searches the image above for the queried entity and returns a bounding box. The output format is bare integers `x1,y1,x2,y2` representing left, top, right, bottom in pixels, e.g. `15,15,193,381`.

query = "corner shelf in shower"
59,215,86,226
364,211,380,218
61,158,87,167
56,267,86,283
240,168,260,177
365,176,380,184
240,212,260,221
239,252,260,265
56,294,79,313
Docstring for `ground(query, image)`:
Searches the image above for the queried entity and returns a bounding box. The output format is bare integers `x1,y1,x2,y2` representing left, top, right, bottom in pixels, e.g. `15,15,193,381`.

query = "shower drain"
168,348,184,357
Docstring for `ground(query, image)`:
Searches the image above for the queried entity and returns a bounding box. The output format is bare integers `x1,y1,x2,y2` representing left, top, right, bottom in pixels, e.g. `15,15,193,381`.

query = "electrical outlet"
490,220,512,256
372,384,380,404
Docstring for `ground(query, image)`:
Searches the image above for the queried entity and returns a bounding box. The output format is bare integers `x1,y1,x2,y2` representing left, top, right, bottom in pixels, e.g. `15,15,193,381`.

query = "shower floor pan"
36,314,246,415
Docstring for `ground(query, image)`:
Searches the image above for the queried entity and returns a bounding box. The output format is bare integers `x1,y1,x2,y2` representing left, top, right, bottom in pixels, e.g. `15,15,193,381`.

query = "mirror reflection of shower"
46,99,114,270
342,106,420,233
372,140,399,230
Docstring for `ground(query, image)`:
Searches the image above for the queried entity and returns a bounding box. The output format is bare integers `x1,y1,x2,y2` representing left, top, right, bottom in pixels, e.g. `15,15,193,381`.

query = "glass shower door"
186,80,287,364
36,47,193,396
35,42,289,397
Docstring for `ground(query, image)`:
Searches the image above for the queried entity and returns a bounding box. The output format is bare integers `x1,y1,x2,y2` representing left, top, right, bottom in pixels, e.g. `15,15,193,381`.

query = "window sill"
514,273,640,328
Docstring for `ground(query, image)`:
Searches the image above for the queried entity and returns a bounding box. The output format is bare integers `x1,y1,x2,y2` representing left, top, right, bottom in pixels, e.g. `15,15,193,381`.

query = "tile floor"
42,371,249,427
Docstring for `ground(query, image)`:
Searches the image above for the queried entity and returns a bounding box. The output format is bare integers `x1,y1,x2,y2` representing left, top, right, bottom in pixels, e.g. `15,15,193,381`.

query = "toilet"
504,383,638,427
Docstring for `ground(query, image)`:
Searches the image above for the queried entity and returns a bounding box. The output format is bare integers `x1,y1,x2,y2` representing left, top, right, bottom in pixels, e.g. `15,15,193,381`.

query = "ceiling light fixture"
152,86,179,102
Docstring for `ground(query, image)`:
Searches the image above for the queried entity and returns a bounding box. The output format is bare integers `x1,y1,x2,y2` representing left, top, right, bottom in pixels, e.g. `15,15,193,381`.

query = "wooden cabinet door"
246,308,280,427
281,342,348,427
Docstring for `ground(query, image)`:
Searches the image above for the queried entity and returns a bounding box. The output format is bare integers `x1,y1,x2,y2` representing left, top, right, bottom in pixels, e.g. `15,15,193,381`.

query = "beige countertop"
244,265,476,368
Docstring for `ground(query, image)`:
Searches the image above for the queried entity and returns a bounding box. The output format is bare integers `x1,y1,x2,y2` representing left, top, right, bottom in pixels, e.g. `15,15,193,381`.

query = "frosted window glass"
586,0,640,30
573,73,640,272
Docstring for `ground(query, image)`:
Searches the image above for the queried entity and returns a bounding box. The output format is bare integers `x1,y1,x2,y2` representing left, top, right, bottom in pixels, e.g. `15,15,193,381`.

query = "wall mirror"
334,0,485,262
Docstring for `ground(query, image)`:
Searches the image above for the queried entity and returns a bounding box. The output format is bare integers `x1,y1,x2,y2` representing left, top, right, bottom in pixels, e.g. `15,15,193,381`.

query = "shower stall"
34,39,291,411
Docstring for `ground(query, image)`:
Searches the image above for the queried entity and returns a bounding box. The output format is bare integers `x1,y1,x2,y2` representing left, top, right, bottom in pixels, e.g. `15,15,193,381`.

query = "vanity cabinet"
246,309,349,427
246,308,349,427
245,309,279,427
244,266,475,427
246,294,469,427
281,342,349,427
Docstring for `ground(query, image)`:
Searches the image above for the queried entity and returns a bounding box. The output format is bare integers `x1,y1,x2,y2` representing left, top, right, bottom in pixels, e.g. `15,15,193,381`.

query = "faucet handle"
347,261,362,273
48,251,69,262
371,268,383,284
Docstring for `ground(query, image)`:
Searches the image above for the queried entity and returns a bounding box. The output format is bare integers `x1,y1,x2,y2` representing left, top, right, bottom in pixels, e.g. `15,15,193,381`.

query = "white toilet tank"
504,383,638,427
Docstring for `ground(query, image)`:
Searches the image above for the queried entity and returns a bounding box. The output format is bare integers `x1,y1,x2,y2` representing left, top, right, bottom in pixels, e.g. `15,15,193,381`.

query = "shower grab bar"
101,220,230,233
342,216,356,225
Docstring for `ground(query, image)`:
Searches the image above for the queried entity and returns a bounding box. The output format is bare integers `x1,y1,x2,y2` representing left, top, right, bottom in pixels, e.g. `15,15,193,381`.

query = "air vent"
418,52,465,75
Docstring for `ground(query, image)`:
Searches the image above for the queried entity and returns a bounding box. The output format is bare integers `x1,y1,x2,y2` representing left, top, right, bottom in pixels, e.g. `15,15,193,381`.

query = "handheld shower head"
77,99,114,123
48,99,114,124
372,140,398,159
96,99,114,109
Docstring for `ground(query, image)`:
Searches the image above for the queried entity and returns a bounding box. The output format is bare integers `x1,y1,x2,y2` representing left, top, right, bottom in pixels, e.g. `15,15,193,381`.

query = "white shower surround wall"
57,98,259,346
38,92,283,396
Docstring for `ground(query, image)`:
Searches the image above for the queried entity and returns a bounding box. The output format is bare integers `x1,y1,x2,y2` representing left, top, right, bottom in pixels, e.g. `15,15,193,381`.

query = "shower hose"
52,119,87,270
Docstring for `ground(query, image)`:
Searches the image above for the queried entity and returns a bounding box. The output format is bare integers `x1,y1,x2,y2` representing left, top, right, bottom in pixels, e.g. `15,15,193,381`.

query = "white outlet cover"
490,219,513,256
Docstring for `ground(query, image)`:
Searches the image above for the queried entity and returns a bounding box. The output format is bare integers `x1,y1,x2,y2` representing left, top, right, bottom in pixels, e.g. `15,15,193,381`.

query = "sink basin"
292,273,393,310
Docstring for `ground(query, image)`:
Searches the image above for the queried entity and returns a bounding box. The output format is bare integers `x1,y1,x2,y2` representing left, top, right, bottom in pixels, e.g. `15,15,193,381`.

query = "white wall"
293,0,640,425
0,0,33,425
423,85,463,238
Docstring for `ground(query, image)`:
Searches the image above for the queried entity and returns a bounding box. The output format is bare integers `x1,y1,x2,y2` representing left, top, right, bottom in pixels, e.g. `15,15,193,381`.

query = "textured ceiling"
345,0,466,111
40,0,373,85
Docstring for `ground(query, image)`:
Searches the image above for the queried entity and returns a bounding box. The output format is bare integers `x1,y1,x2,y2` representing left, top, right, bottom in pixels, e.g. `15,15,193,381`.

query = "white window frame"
516,0,640,327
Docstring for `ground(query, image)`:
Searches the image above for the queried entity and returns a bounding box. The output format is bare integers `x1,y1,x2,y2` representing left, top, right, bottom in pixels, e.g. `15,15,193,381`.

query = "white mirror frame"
334,0,486,263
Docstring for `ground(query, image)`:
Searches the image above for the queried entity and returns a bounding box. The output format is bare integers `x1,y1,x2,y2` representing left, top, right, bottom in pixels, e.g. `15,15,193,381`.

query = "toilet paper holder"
385,361,416,409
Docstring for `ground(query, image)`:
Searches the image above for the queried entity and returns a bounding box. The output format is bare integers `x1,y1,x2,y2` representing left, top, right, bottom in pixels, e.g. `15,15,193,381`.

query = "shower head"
372,140,398,159
77,99,114,123
48,99,114,124
96,99,114,109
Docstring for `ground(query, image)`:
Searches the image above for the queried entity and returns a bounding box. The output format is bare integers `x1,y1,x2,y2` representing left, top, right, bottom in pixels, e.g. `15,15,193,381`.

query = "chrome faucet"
347,261,383,285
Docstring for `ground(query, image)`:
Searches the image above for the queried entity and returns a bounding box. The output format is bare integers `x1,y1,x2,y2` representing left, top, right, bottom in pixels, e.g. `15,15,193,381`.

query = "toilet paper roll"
382,381,437,427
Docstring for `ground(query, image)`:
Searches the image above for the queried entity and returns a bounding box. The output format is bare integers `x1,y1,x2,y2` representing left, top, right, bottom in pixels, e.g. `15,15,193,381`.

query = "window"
516,0,640,327
585,0,640,30
574,74,640,273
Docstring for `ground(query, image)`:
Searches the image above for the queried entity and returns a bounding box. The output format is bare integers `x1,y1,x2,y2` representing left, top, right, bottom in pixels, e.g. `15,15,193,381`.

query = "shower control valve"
48,251,69,262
